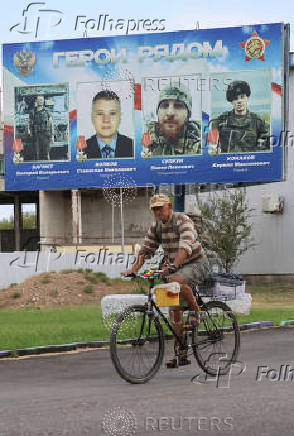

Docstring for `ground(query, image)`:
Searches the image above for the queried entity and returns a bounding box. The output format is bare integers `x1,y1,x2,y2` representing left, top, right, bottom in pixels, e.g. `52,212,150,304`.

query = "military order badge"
240,31,270,61
13,51,36,76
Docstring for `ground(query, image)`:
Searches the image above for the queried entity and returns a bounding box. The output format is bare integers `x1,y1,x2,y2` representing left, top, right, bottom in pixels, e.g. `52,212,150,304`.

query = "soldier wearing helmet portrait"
145,84,201,157
209,80,270,154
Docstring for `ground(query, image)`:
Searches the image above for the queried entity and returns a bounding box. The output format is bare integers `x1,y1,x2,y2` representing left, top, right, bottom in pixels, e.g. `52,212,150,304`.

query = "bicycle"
110,267,240,384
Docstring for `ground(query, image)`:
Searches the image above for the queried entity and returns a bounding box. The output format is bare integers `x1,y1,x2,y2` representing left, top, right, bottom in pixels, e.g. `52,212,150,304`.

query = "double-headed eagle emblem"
13,51,35,76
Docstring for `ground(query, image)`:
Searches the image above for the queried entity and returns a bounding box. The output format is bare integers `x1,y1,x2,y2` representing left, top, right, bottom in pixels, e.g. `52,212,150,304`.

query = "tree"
0,212,37,230
0,216,14,230
197,189,255,273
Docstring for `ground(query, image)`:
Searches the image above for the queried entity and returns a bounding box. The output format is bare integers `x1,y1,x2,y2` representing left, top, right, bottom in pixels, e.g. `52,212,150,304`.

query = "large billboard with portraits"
2,23,287,190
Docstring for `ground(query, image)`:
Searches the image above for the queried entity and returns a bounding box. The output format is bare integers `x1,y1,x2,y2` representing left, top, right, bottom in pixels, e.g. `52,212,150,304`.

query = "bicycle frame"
139,274,190,349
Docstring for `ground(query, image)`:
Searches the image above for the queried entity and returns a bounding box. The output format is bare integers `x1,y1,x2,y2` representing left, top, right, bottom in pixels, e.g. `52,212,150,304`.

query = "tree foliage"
197,189,255,273
0,212,37,230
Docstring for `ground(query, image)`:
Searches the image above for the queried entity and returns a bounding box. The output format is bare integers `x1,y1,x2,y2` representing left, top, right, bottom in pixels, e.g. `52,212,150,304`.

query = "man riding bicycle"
123,194,209,368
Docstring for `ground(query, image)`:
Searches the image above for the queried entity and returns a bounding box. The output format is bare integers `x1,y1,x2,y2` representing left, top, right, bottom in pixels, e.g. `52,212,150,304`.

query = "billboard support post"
111,200,115,243
72,190,82,245
14,193,21,251
120,188,125,253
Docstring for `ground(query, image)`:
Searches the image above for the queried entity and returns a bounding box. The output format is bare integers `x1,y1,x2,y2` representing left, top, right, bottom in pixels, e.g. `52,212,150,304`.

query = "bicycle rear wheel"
192,301,240,376
110,305,164,384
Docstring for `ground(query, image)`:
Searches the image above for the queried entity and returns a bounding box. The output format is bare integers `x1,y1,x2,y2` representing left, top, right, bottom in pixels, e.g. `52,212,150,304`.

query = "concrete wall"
81,190,153,244
40,188,154,247
0,250,162,289
39,190,72,246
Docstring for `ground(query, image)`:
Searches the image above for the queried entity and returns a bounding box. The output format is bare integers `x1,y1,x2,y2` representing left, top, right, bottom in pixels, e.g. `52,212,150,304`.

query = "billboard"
2,23,286,191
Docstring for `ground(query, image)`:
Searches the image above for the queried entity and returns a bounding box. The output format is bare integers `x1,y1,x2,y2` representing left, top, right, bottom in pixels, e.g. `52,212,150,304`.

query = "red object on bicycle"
13,138,23,153
75,135,86,150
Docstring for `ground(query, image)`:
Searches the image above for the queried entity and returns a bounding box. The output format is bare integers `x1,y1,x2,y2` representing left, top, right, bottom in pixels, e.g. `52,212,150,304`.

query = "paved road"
1,328,294,436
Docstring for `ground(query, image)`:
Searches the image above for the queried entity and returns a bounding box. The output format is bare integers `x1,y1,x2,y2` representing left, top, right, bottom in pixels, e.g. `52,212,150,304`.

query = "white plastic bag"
153,281,180,294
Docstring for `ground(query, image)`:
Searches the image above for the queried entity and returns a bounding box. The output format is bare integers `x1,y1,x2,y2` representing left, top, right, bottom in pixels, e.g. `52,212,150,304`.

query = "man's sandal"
166,348,191,368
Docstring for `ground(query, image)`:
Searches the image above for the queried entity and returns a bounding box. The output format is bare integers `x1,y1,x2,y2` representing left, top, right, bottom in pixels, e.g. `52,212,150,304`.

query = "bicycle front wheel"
110,305,164,384
192,301,240,376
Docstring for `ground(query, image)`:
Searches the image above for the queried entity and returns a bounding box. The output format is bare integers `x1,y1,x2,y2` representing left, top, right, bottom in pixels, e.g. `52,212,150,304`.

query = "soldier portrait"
27,95,54,161
209,80,270,154
14,84,69,162
143,83,201,157
85,90,133,159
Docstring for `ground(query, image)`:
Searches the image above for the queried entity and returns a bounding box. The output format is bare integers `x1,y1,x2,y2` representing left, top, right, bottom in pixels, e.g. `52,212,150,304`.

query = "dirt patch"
0,271,146,309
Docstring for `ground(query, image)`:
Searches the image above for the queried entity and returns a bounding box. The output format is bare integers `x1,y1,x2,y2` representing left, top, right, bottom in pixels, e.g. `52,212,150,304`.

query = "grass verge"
237,308,294,326
2,282,294,351
0,305,109,351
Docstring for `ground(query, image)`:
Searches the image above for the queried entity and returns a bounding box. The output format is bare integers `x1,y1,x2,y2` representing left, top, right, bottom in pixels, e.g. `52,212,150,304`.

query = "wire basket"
197,274,245,301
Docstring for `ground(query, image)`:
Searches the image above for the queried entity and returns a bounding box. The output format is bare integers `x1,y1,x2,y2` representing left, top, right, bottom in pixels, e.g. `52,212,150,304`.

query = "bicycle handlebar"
123,264,177,280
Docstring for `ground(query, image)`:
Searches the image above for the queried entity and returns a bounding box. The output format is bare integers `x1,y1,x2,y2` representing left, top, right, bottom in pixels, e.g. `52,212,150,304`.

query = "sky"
0,0,293,218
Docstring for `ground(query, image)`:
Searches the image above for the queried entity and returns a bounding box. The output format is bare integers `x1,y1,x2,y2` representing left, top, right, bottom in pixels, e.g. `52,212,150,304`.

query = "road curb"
0,341,109,359
279,320,294,326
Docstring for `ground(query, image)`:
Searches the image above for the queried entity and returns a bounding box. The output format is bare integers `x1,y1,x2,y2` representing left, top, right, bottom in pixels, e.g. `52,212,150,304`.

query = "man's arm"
123,222,159,275
173,248,189,269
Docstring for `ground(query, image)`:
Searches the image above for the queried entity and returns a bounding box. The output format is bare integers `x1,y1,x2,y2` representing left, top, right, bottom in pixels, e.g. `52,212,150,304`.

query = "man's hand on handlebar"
122,266,139,277
160,262,177,278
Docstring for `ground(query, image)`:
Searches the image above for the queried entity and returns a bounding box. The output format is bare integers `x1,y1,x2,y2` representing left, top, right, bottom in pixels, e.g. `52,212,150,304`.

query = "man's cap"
226,81,251,102
149,194,171,209
157,85,192,116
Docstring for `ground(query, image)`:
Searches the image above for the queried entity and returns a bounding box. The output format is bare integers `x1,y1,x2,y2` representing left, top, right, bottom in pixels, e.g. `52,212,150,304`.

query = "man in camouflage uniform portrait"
27,95,54,161
146,84,201,156
210,80,270,154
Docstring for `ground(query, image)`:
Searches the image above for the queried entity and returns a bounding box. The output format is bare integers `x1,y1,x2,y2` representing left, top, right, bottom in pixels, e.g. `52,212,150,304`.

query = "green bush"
85,275,98,284
84,285,94,294
93,272,108,280
101,276,111,286
130,287,146,295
